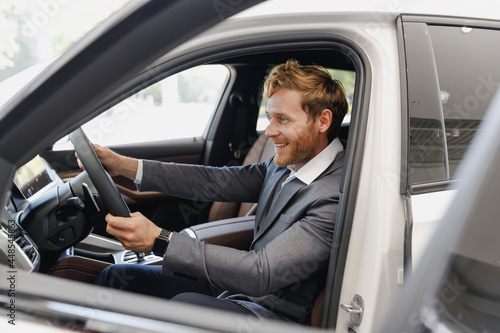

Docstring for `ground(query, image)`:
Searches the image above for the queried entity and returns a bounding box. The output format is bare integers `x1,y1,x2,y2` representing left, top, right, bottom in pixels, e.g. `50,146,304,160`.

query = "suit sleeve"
162,194,338,297
138,159,268,203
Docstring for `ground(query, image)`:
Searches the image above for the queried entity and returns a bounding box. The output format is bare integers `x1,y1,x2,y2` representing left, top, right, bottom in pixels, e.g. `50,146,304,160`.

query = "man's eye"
279,117,287,122
266,114,272,121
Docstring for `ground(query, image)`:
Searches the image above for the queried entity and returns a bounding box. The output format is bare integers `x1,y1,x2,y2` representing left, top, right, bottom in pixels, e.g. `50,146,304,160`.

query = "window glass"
405,22,448,185
53,65,229,149
428,25,500,179
256,69,355,131
407,24,500,185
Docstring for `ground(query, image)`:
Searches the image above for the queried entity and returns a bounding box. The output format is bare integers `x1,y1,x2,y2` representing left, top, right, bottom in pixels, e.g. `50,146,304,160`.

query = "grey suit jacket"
140,151,344,324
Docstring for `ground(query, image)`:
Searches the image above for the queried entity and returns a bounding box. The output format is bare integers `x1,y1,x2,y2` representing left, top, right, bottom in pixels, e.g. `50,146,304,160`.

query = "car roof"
235,0,500,22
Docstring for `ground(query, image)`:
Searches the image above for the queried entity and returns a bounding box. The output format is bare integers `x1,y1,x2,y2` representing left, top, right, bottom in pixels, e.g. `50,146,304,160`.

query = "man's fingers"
74,152,85,171
105,212,156,252
106,213,127,229
105,215,128,242
106,213,142,233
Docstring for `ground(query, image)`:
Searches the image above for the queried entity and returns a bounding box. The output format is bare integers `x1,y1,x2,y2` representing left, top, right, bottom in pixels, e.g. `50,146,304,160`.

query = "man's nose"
265,120,279,137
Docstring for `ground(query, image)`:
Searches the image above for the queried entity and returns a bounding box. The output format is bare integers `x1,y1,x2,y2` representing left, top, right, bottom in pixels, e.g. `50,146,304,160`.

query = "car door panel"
409,190,456,268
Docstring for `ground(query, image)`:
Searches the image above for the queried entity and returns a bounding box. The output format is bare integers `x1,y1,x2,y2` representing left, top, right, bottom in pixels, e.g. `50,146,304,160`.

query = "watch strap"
152,229,171,257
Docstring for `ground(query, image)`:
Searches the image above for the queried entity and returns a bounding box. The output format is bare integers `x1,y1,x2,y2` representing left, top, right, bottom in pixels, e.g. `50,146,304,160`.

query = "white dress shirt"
283,137,343,187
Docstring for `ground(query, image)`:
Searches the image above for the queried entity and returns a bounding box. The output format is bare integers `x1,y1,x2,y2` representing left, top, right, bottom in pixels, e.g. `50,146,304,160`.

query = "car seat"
208,132,275,221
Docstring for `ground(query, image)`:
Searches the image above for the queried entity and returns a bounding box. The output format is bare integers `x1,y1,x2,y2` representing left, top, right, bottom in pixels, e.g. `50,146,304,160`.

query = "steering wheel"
69,128,131,217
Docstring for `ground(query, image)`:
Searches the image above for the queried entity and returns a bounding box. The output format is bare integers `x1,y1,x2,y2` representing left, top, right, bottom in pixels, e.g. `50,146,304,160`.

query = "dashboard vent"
15,234,39,264
122,250,138,263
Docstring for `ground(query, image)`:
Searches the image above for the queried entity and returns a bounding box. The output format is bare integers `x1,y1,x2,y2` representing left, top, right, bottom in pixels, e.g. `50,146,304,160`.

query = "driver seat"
208,133,275,221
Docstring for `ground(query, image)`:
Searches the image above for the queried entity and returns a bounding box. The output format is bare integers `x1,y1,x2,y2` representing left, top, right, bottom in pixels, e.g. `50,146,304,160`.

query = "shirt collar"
284,138,343,186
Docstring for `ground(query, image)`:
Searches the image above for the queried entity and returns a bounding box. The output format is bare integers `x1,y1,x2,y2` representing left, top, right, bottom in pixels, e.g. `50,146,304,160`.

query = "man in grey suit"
93,60,348,325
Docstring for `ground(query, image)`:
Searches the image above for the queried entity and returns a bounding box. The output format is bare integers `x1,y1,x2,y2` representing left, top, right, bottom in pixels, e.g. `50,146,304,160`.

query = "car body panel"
236,0,500,22
377,89,500,333
411,190,457,268
0,267,313,333
332,19,406,330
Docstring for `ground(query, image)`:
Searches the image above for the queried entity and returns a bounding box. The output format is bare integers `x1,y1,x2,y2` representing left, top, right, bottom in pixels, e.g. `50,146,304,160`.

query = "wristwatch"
152,229,171,257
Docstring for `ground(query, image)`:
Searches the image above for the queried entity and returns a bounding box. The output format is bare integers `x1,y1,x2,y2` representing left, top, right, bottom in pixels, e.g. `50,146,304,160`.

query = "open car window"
53,65,230,149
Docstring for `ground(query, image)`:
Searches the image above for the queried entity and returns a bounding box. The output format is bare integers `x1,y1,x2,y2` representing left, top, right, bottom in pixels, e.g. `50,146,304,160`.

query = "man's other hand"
105,212,162,253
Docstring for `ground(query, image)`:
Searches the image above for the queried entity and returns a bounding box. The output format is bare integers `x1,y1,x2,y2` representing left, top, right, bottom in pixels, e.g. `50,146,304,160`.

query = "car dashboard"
1,155,165,280
0,204,40,272
0,155,63,273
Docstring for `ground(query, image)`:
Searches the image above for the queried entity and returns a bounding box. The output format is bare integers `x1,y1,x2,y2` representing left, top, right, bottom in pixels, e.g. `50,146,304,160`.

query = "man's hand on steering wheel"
70,128,131,217
70,128,163,254
106,212,162,253
76,143,138,179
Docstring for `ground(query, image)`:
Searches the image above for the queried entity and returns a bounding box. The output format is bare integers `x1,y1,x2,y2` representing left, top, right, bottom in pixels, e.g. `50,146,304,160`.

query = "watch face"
153,232,170,256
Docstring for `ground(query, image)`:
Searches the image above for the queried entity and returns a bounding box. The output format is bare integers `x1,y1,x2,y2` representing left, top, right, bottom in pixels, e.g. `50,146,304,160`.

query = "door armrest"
181,216,254,250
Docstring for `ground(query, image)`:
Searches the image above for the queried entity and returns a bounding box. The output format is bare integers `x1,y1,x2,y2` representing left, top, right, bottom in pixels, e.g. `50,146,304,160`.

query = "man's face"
265,88,322,170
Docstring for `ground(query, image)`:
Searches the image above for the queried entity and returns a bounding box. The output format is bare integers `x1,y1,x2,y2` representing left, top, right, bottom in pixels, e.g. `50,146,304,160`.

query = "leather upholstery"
208,133,274,221
185,216,255,250
310,288,325,327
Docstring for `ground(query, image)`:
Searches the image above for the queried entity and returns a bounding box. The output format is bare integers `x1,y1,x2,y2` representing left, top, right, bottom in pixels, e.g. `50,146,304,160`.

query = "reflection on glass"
13,155,52,198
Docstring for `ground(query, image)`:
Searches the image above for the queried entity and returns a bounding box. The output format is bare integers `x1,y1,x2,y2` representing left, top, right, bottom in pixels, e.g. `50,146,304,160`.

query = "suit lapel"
252,152,345,246
262,177,305,226
254,167,289,225
253,175,305,242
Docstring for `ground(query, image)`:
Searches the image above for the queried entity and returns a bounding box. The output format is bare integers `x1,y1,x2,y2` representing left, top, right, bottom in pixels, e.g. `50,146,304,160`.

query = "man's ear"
318,109,333,134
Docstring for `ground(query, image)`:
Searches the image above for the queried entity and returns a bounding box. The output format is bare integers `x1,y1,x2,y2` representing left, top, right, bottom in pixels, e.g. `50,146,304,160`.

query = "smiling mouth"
274,143,289,149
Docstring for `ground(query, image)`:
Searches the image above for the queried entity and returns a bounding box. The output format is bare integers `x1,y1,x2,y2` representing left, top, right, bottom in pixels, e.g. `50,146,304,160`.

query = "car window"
406,24,500,185
53,65,229,149
430,25,500,179
256,69,355,131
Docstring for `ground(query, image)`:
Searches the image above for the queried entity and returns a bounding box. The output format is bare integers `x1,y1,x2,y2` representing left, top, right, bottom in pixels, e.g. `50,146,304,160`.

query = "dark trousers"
94,264,253,315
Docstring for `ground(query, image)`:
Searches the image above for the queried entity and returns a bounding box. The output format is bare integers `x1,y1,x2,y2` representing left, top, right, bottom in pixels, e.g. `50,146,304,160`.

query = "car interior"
2,45,357,327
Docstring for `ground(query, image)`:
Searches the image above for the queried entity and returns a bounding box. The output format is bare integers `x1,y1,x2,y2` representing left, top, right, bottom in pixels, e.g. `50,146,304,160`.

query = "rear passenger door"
401,16,500,269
